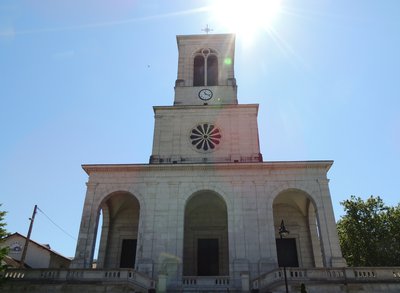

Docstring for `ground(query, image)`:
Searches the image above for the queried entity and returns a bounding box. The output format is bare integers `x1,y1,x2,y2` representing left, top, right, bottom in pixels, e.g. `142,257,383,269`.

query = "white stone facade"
71,161,346,288
70,33,346,291
151,105,261,164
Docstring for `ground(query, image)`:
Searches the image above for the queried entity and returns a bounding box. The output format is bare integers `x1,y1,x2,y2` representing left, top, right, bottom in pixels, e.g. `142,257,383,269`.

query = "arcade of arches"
92,188,327,276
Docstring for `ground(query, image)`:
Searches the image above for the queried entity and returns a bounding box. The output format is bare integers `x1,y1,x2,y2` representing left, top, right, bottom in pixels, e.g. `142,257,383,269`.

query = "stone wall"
72,161,345,287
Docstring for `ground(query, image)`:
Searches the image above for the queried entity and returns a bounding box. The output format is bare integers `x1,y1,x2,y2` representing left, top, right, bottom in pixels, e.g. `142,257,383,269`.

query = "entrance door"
197,239,219,276
276,238,299,267
119,239,137,268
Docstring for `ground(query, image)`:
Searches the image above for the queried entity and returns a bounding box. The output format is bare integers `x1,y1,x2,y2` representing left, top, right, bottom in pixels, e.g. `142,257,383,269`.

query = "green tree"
0,204,8,272
337,195,400,266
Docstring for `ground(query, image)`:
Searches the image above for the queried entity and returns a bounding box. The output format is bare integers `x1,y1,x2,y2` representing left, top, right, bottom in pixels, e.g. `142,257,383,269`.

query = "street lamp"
279,220,289,293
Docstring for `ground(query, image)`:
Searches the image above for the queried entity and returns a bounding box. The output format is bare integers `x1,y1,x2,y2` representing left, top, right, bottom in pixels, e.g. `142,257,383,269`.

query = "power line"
37,207,77,241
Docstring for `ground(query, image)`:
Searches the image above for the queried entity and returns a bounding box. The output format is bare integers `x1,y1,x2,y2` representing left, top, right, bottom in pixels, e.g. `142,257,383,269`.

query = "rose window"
190,123,221,151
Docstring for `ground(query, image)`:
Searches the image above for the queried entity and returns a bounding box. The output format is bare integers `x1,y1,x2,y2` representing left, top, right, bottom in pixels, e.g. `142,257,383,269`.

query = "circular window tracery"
190,123,222,151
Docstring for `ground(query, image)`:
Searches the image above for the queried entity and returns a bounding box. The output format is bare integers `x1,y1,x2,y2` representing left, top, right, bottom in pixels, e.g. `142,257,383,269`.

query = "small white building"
2,232,70,269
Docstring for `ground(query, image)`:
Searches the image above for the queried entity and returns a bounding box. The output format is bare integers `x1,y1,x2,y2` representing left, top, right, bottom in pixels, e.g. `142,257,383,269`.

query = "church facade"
70,33,346,291
3,32,400,293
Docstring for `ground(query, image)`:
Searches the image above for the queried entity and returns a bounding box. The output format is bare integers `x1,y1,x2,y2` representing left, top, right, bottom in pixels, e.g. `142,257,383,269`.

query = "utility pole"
19,204,37,268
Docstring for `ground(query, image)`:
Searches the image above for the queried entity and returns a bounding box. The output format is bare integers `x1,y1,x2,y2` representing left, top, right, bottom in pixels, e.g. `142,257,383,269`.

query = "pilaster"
70,182,99,268
317,179,346,267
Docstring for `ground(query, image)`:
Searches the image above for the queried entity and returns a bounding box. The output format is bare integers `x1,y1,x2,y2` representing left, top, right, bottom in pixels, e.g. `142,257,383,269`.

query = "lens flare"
211,0,282,44
224,57,232,65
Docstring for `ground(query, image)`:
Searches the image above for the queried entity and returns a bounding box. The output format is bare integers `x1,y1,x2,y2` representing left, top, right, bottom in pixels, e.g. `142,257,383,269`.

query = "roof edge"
4,232,72,261
82,160,334,175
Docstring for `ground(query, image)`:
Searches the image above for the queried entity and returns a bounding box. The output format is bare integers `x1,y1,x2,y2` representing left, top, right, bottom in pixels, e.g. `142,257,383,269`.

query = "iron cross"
202,24,213,34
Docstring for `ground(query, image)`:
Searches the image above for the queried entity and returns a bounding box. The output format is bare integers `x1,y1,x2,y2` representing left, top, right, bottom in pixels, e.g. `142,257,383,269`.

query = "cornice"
81,160,333,175
153,104,259,113
176,33,236,44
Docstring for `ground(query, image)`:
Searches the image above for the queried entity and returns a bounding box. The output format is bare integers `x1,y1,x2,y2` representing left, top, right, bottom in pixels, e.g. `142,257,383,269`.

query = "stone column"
316,179,346,267
231,181,243,260
157,274,167,293
231,181,248,288
136,182,157,277
308,203,324,267
165,182,181,288
261,182,278,273
241,272,250,292
255,183,267,260
96,204,110,268
70,182,99,268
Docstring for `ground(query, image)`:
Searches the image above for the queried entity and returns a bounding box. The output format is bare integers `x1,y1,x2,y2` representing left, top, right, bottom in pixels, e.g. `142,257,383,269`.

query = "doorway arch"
273,189,323,268
183,190,229,276
96,191,140,269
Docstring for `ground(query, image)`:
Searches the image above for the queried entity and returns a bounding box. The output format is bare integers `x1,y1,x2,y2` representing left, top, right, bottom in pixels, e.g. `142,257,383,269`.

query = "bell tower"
150,33,262,164
174,34,238,105
71,32,348,292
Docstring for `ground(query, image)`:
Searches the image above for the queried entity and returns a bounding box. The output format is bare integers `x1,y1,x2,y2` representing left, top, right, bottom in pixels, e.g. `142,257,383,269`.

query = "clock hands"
198,89,213,101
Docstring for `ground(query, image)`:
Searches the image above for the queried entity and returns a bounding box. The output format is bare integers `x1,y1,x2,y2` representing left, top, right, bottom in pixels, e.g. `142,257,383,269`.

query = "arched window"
193,56,205,86
193,48,218,86
207,55,218,86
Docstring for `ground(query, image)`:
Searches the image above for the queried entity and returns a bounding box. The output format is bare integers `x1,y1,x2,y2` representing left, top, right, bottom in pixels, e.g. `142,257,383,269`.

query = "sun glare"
211,0,282,43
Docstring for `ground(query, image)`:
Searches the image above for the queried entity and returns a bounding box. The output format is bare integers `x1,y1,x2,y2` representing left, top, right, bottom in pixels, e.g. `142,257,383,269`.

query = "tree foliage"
0,204,9,271
337,195,400,266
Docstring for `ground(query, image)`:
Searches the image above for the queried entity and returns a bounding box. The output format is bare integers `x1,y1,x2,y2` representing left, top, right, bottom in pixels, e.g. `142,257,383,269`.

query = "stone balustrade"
252,267,400,292
182,275,230,289
2,268,155,291
3,267,400,292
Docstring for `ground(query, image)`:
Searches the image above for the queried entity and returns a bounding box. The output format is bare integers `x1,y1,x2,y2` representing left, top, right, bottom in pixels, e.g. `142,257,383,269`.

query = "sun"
210,0,282,43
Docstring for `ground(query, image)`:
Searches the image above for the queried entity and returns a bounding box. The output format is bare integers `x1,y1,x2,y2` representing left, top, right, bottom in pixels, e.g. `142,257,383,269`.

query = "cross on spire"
201,24,213,34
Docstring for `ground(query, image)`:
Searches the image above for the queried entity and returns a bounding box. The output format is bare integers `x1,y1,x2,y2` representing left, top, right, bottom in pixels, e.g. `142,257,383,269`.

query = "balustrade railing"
3,267,400,292
182,276,230,288
252,267,400,291
2,268,155,290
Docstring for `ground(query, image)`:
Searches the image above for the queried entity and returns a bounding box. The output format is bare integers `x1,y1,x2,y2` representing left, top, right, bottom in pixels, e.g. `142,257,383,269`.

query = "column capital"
85,182,99,190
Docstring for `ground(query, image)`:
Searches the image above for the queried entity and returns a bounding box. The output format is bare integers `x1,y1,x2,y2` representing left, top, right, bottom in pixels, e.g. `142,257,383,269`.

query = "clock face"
198,89,213,101
9,241,22,254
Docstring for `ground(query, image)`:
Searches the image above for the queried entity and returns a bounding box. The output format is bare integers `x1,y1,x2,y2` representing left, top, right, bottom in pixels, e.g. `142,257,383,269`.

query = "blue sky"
1,0,399,258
